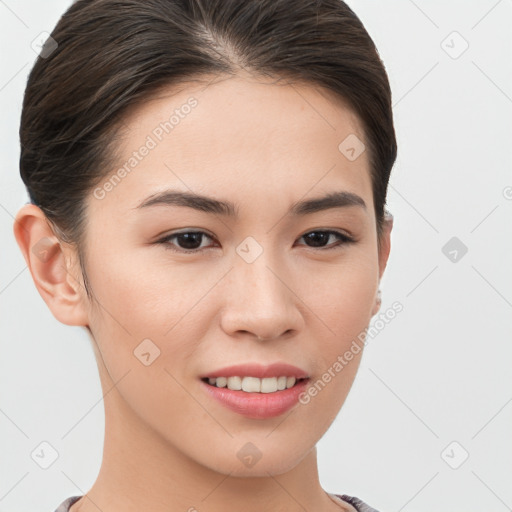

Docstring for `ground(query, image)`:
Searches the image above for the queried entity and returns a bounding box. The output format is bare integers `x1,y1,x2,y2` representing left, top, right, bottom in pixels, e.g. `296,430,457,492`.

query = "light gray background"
1,1,511,511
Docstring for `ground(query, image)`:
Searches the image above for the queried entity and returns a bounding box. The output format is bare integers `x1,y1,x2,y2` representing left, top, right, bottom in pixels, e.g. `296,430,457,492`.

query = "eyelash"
156,229,356,254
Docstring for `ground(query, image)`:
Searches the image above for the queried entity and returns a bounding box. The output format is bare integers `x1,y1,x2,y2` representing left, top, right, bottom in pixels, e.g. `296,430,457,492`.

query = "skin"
14,72,392,512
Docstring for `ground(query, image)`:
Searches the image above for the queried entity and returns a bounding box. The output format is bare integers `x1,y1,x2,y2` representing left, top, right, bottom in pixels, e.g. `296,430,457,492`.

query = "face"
78,73,389,476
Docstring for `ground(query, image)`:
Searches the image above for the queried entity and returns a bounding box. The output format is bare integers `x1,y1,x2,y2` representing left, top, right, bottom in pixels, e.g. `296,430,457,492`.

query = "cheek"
294,264,375,423
83,253,201,400
86,247,200,335
299,246,379,333
297,247,378,393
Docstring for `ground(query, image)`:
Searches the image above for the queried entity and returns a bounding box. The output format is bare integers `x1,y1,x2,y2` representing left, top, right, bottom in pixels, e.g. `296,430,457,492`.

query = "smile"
202,375,306,393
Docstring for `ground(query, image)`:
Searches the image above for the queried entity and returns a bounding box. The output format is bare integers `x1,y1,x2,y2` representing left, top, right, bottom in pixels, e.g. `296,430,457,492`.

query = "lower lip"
200,378,310,419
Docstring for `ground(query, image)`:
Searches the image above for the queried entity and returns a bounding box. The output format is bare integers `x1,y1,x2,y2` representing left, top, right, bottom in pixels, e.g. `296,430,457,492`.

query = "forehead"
88,74,373,219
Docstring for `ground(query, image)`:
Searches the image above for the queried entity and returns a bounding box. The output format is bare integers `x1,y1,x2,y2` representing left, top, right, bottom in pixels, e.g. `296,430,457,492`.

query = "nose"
219,250,304,341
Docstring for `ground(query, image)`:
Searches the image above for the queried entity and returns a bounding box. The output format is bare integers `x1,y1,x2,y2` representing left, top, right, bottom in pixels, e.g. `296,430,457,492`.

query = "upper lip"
200,363,309,380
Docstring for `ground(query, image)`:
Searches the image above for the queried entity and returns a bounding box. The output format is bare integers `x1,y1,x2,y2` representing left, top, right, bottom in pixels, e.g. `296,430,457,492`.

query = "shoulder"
332,493,382,512
53,495,82,512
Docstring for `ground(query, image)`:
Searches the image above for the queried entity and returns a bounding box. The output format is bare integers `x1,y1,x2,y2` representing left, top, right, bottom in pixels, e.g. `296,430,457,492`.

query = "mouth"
199,362,311,418
201,375,309,394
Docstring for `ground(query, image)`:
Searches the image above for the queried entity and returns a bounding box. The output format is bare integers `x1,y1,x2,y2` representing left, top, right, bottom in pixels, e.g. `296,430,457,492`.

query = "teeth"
216,377,227,388
242,377,260,392
227,376,242,390
206,376,300,393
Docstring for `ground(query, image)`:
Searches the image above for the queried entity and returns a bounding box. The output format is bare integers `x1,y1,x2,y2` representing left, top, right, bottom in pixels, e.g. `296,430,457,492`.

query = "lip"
200,377,310,419
200,362,309,380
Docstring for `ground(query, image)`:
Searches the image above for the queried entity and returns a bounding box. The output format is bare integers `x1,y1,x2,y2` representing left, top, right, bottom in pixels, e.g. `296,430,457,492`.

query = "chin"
196,438,313,477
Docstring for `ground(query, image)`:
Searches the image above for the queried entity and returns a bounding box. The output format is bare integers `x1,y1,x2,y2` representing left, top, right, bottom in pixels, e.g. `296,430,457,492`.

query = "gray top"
54,493,380,511
332,493,380,511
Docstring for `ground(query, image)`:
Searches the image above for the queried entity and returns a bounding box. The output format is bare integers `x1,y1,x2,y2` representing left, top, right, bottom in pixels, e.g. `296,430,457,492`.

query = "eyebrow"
134,190,366,217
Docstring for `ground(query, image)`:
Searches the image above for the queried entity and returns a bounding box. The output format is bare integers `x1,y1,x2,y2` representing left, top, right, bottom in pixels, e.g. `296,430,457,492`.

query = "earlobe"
13,203,89,327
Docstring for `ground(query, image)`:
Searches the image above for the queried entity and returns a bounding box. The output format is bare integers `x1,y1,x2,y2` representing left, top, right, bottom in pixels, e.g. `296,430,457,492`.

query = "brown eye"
297,230,355,250
158,231,216,253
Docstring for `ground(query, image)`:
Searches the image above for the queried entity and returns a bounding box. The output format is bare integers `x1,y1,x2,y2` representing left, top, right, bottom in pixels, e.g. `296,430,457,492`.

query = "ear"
371,210,393,316
13,203,90,327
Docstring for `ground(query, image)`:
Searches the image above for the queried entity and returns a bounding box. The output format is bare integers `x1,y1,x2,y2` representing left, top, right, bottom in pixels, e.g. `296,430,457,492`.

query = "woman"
14,0,396,510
